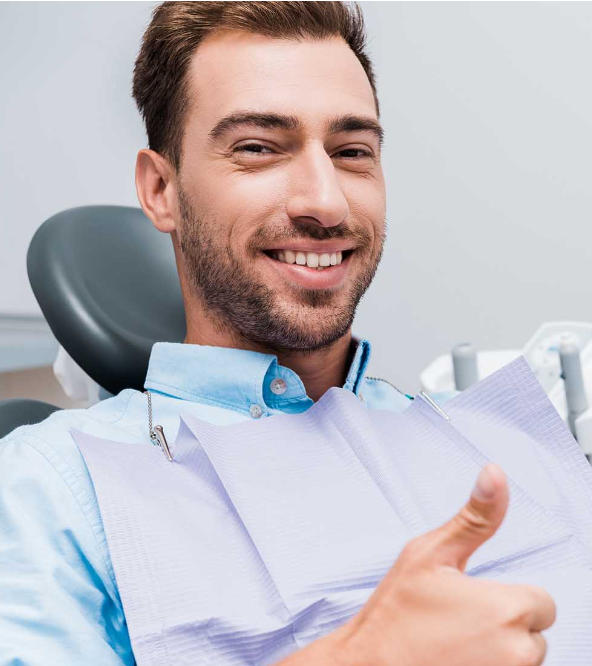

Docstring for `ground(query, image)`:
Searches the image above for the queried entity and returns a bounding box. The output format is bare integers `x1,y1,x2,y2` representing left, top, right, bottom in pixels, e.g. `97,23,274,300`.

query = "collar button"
249,404,263,419
270,378,287,395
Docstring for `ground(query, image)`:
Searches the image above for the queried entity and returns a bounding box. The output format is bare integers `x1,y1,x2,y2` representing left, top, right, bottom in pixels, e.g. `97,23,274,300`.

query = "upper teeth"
273,250,343,268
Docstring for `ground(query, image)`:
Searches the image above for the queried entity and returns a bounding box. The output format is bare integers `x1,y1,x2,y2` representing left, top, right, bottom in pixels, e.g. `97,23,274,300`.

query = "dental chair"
27,205,186,395
0,205,186,439
0,399,60,439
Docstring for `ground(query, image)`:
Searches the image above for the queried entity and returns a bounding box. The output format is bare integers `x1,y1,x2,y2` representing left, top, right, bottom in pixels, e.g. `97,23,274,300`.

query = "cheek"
363,189,386,234
224,184,287,253
349,196,385,246
232,178,288,227
346,170,384,211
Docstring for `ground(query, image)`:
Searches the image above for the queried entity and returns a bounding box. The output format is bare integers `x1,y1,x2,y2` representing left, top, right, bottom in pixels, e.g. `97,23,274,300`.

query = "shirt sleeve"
0,435,135,666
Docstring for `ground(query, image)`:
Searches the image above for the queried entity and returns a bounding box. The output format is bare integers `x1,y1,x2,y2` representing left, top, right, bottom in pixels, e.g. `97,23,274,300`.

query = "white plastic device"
420,321,592,456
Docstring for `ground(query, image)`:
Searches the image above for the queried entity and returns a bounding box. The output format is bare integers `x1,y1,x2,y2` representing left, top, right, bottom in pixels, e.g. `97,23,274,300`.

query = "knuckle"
453,505,491,535
509,592,534,622
495,584,555,629
520,584,557,626
529,585,556,619
495,597,527,627
523,583,545,601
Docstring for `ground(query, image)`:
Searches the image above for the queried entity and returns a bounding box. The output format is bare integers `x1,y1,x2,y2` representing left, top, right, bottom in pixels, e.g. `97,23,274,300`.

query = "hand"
330,463,557,666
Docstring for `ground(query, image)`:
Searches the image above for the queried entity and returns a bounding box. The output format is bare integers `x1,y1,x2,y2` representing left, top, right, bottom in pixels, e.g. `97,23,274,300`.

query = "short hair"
132,1,379,173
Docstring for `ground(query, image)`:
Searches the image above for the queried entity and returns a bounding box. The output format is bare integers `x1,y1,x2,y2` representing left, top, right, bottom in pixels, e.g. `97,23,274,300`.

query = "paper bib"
72,358,592,665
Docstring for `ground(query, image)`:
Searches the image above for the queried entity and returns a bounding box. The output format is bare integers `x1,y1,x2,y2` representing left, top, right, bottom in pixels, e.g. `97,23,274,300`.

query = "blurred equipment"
421,322,592,458
451,342,479,390
559,340,589,438
27,205,186,396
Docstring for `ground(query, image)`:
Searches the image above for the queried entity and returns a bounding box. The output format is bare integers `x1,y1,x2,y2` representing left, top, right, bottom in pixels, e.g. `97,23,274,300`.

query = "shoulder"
0,395,137,663
1,389,139,473
0,390,142,574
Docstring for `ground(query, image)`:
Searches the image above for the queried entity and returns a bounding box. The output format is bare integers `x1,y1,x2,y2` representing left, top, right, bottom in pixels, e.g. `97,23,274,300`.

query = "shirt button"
270,378,287,395
249,404,263,418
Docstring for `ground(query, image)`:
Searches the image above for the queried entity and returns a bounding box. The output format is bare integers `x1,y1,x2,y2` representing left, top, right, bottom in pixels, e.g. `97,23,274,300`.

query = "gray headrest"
27,205,186,395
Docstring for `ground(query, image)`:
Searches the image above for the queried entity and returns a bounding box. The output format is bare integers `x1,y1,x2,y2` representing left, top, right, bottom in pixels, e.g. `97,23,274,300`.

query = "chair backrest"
27,205,186,395
0,399,60,439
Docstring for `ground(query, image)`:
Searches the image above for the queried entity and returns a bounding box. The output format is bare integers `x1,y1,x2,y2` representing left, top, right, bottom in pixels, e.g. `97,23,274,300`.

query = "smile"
266,249,347,270
261,247,354,289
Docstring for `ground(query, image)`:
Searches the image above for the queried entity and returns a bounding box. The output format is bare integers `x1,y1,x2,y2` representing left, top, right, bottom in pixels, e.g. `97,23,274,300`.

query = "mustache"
248,223,373,249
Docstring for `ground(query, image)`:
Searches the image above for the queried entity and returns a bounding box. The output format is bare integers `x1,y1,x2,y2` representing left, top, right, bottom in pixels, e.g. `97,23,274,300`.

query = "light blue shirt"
0,339,413,665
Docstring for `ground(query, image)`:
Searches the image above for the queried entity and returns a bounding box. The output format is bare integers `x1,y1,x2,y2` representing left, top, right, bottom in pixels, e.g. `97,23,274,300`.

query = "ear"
135,149,179,233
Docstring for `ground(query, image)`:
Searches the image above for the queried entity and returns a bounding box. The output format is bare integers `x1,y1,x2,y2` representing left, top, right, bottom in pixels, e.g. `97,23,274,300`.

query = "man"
0,2,554,665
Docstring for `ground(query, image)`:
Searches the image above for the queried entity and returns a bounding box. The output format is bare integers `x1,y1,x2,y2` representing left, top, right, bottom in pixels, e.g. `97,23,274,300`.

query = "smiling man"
134,12,389,402
0,3,555,666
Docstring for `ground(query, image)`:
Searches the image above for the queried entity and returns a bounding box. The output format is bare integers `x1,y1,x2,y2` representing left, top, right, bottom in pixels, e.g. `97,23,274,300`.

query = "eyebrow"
208,111,384,146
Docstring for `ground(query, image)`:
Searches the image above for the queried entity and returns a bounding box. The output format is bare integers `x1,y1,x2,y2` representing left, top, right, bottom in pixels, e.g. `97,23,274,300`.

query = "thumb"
428,463,509,572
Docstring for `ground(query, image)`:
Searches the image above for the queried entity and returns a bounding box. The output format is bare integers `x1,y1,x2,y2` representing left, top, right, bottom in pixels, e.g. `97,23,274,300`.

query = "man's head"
133,1,386,353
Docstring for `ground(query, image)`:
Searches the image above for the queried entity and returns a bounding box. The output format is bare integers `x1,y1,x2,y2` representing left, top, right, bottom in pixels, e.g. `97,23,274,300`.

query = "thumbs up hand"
328,463,557,666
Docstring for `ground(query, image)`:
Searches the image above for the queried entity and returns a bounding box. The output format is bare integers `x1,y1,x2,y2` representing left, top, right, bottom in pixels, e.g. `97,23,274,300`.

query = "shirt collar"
144,338,371,416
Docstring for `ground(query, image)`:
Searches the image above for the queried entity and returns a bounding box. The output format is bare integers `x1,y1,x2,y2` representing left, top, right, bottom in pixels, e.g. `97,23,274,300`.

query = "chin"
281,281,353,307
263,303,354,351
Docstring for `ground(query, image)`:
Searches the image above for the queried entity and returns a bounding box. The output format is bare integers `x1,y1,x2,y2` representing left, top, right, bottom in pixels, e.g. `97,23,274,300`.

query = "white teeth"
306,252,319,268
271,249,346,268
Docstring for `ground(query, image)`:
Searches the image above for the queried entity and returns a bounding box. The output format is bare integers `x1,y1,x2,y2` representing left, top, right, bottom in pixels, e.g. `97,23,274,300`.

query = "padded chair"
27,205,186,395
0,399,61,439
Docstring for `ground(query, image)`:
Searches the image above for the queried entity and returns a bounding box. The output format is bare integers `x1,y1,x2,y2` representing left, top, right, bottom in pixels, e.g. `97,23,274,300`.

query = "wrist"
322,620,363,666
274,623,356,666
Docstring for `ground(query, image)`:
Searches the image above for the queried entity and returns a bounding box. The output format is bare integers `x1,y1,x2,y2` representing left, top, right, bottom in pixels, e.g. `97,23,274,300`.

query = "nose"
286,143,349,228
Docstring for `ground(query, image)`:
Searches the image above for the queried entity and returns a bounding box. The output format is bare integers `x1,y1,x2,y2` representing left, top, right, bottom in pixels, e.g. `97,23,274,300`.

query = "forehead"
185,29,377,132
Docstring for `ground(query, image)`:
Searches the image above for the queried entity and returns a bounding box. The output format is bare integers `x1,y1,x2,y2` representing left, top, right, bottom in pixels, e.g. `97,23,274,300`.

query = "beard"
177,186,384,352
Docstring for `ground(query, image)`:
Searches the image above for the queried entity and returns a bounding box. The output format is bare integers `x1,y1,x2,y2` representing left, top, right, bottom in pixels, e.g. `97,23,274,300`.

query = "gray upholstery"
0,399,60,439
27,205,186,395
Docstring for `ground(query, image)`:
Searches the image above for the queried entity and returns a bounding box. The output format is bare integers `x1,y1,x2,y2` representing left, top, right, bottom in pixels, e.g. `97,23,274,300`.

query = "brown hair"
132,1,379,173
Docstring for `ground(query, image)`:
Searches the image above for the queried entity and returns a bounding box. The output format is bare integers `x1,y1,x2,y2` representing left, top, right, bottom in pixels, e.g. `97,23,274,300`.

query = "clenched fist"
279,463,557,666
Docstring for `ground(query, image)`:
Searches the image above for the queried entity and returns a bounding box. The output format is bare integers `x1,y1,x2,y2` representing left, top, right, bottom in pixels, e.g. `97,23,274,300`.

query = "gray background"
1,1,591,392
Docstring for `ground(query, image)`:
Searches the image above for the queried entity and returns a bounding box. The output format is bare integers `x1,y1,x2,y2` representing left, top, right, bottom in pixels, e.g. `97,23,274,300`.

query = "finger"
521,585,557,632
527,632,547,666
424,463,509,571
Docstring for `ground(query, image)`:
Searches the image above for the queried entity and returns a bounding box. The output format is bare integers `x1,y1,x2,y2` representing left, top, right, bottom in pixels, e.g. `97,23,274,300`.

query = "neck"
183,300,355,402
267,336,355,402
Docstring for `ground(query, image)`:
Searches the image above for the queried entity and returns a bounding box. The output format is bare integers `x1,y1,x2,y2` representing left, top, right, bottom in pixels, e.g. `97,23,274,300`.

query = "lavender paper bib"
71,358,592,665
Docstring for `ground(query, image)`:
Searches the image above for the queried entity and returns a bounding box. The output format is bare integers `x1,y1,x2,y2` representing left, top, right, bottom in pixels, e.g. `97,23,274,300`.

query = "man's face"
176,29,386,351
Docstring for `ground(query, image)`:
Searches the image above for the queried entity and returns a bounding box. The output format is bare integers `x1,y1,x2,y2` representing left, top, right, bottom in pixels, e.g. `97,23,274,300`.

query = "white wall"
0,0,151,307
359,1,592,389
2,1,592,391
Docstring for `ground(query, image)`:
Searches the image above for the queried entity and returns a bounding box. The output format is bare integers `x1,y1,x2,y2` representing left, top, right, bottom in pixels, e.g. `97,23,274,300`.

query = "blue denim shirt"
0,339,413,665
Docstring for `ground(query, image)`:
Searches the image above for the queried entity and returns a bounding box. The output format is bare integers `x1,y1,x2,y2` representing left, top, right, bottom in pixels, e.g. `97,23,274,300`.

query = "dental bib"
71,358,592,665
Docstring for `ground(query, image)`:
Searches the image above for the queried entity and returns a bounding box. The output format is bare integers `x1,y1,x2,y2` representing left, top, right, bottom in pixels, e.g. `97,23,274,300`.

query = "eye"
232,143,275,155
336,148,373,159
231,143,374,160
